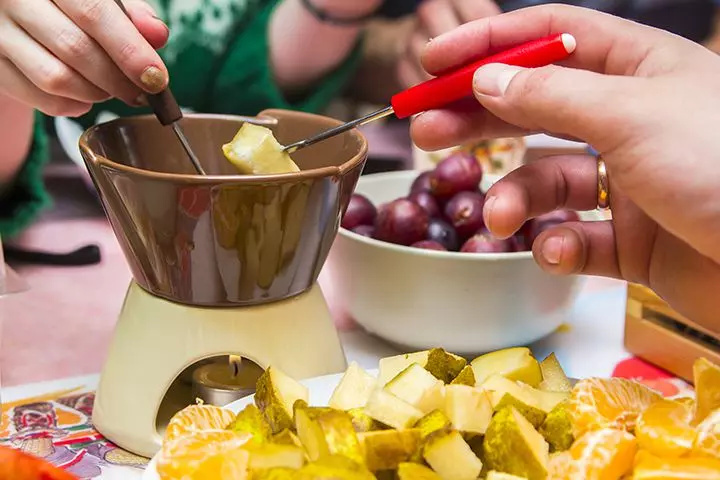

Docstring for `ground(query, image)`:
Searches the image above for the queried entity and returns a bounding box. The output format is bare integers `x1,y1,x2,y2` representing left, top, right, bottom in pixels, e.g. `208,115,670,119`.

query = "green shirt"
0,0,361,237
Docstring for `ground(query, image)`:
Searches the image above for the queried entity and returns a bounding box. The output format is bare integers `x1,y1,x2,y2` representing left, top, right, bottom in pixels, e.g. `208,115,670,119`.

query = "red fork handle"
390,33,576,119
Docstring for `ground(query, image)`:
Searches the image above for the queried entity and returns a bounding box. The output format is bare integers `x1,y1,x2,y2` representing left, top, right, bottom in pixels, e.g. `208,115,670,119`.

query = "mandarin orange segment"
635,399,696,457
692,407,720,459
567,428,637,480
157,429,252,480
693,358,720,424
547,451,574,480
164,404,238,443
632,450,720,480
568,378,663,437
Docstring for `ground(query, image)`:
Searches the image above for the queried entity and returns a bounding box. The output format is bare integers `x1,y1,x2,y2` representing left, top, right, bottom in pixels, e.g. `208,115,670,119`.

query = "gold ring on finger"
597,155,610,210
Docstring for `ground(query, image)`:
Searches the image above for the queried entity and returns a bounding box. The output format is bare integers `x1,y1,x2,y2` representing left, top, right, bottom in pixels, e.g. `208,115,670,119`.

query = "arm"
0,95,34,194
268,0,383,95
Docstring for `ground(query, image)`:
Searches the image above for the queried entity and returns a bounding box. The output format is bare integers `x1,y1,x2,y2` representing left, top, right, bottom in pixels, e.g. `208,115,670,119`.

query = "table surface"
0,126,686,479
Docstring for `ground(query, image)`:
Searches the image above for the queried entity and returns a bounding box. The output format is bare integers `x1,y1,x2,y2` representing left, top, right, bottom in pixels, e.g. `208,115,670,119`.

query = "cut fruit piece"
539,353,572,393
328,362,377,411
346,408,383,433
251,468,296,480
692,407,720,459
384,363,444,411
364,389,424,430
546,452,573,480
567,377,662,437
538,401,574,453
450,366,476,386
222,123,299,175
693,357,720,424
294,409,363,464
481,375,548,428
397,462,443,480
245,443,305,471
227,404,272,444
635,398,695,458
567,428,637,480
633,450,720,480
416,381,446,414
535,389,571,413
471,347,543,387
483,407,549,480
486,472,528,480
414,410,452,438
378,349,466,385
358,429,422,471
156,429,252,480
255,366,309,434
444,384,494,435
164,404,238,443
423,430,483,480
272,429,303,448
294,455,375,480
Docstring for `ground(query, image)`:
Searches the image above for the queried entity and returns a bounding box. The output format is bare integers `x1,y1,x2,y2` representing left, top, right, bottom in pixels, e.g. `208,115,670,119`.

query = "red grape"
444,191,486,240
429,153,483,200
342,194,377,230
426,218,459,251
374,199,429,246
411,240,447,251
408,190,441,218
523,210,580,247
410,171,433,193
352,225,375,238
460,229,514,253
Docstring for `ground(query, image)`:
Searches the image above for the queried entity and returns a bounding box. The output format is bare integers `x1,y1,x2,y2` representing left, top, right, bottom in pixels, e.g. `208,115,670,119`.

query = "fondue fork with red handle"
283,33,577,153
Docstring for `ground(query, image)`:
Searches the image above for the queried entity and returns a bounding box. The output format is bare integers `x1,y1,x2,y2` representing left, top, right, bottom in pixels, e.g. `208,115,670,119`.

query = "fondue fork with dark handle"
112,0,205,175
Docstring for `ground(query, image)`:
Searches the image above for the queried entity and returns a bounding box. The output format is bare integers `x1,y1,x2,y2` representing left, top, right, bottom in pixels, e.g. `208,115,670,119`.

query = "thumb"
125,1,170,51
472,63,646,152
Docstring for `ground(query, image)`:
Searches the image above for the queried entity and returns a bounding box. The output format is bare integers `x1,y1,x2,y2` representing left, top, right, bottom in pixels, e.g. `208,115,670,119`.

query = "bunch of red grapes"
341,153,579,253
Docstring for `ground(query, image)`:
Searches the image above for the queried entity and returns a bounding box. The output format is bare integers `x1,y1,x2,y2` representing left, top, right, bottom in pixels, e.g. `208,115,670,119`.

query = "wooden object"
625,283,720,383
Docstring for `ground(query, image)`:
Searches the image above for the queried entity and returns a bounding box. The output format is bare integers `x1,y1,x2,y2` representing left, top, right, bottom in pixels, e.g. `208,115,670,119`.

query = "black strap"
299,0,377,26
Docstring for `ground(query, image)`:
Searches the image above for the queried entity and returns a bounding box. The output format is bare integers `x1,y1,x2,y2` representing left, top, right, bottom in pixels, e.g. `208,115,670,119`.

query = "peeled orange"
635,399,696,457
568,378,663,437
157,429,252,480
692,407,720,459
633,450,720,480
569,428,637,480
164,404,238,443
693,358,720,425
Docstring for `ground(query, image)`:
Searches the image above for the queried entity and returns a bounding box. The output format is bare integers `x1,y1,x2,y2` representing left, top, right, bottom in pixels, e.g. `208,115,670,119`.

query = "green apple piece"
246,443,306,471
227,404,272,444
483,407,549,480
255,366,309,434
346,408,383,433
486,471,528,480
294,409,363,464
222,123,300,175
385,363,444,411
364,389,424,430
450,365,476,386
471,348,542,387
444,385,494,435
378,349,466,385
358,429,422,471
423,430,483,480
481,375,547,428
329,362,377,410
397,462,443,480
538,401,574,453
538,353,572,393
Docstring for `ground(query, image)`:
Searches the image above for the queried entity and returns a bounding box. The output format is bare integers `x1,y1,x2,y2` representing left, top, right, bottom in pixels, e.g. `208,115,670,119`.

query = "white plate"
142,369,378,479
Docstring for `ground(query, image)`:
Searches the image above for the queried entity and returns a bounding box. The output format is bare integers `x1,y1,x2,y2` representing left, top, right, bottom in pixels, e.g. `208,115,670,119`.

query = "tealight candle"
191,356,263,406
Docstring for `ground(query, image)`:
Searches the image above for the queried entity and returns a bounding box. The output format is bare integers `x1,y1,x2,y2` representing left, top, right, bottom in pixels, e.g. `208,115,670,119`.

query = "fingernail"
541,235,564,265
483,196,496,230
140,66,167,93
473,63,524,97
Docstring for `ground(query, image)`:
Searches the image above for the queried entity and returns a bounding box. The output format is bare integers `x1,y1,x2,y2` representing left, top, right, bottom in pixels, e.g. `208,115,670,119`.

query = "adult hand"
397,0,501,88
0,0,169,117
411,5,720,331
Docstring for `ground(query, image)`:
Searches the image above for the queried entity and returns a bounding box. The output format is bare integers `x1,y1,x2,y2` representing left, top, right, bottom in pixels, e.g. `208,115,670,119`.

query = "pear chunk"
450,365,476,386
255,366,309,433
397,462,443,480
245,443,305,470
385,363,444,413
378,349,466,385
329,362,377,410
423,430,483,480
538,401,574,453
486,471,528,480
538,353,572,393
358,429,423,471
471,347,542,387
483,407,549,480
347,408,383,433
228,404,272,444
294,409,363,464
222,123,299,175
443,385,494,435
481,375,548,428
364,389,424,430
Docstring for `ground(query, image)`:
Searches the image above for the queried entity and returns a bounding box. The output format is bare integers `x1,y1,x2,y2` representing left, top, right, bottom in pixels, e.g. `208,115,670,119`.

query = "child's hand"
397,0,501,88
0,0,169,117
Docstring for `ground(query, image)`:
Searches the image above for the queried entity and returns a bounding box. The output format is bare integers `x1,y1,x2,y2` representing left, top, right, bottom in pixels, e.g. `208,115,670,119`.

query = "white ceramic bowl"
325,170,598,355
